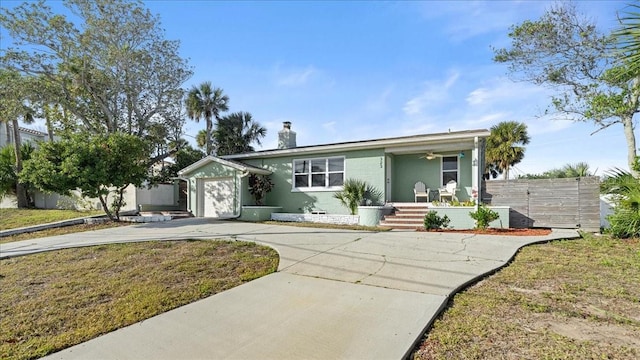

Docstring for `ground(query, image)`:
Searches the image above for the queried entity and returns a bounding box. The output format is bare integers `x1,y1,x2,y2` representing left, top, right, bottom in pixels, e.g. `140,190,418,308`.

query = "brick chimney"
278,121,296,149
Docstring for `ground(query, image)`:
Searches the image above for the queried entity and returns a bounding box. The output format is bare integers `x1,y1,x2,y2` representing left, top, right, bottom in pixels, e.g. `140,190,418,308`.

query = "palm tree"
561,162,592,177
601,167,640,237
185,82,229,155
485,121,530,180
213,112,267,156
613,3,640,79
195,129,207,151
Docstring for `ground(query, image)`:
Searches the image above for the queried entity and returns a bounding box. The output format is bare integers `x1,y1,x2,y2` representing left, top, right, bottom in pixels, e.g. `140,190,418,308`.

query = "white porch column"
471,136,481,207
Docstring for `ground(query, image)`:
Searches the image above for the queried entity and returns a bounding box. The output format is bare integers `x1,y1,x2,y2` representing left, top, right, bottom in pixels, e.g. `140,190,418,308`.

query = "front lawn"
413,234,640,359
0,209,103,231
0,240,279,360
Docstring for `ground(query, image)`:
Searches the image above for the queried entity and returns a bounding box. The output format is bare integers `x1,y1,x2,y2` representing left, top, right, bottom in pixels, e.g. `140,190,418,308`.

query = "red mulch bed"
418,228,552,236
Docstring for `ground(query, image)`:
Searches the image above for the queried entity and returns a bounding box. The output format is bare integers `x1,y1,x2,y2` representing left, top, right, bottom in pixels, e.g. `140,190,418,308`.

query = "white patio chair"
439,180,459,202
414,181,430,202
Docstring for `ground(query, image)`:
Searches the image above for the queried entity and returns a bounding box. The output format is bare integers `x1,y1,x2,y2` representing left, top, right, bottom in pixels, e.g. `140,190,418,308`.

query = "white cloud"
419,1,551,42
403,70,460,116
466,88,490,106
275,65,317,87
322,121,337,133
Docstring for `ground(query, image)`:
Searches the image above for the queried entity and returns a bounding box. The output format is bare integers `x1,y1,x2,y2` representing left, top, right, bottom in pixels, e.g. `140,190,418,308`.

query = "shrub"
469,205,499,230
248,174,274,206
423,211,450,230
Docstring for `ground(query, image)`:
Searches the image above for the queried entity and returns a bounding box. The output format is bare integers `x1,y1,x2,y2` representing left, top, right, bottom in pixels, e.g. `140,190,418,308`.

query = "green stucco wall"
391,152,473,202
243,148,386,214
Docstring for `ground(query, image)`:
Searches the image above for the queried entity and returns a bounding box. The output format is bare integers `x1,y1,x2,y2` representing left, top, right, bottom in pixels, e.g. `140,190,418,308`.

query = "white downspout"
231,171,251,218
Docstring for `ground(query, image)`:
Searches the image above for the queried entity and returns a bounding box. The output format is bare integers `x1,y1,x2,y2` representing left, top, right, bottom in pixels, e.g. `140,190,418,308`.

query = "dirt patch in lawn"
419,228,552,236
0,240,279,360
412,235,640,359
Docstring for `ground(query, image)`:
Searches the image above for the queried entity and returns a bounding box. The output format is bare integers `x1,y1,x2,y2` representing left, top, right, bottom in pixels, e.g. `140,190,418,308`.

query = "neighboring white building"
0,123,49,149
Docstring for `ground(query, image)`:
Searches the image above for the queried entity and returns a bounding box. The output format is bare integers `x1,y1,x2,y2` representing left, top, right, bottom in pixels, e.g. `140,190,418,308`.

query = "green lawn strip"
413,234,640,359
262,220,391,232
0,222,130,245
0,209,104,231
0,240,279,360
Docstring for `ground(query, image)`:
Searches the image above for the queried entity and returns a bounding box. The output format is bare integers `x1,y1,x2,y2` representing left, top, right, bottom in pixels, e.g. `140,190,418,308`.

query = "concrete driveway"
0,219,579,359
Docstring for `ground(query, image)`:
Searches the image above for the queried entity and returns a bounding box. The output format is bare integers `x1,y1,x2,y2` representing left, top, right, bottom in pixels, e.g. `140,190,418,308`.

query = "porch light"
472,158,478,166
459,151,465,158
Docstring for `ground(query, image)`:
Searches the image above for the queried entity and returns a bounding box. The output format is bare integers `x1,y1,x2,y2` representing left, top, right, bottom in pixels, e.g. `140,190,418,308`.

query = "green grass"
0,240,279,360
0,209,104,231
413,234,640,359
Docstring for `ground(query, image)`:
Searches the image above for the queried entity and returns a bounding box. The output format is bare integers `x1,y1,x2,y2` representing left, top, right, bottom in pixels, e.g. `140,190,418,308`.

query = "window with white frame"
293,157,344,190
442,156,458,185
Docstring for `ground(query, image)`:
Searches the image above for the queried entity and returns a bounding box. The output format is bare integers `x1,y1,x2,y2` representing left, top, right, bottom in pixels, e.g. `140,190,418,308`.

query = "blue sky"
2,0,633,177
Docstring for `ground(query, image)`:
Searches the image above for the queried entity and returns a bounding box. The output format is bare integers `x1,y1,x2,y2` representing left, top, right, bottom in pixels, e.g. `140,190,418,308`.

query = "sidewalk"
1,219,580,359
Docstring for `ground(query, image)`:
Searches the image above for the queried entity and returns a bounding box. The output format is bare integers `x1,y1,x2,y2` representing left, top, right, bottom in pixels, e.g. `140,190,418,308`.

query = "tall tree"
0,0,192,144
493,2,640,175
0,69,36,207
185,83,228,155
485,121,530,180
214,112,267,156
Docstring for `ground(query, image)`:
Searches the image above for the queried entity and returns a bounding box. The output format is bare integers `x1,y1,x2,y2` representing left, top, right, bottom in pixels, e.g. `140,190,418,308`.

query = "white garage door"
200,178,235,218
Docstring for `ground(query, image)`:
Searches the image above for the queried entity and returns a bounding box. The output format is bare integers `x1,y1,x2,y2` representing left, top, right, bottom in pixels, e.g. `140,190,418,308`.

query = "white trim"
440,155,459,187
291,156,345,191
179,155,271,176
223,129,490,160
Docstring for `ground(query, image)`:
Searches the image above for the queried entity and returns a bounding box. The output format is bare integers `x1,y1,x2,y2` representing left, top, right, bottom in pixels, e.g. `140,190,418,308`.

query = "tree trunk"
45,112,55,141
4,122,10,144
622,114,638,177
206,117,212,156
11,119,29,208
99,194,116,221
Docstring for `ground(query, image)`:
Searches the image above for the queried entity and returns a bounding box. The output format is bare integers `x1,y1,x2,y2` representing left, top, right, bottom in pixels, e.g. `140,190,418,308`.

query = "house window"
293,157,344,190
442,156,458,185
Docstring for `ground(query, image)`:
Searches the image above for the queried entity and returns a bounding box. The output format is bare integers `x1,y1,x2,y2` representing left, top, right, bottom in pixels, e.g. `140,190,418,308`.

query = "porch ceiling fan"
419,151,443,160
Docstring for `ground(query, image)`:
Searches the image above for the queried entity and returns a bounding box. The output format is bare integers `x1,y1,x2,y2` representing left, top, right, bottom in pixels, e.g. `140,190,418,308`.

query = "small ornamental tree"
21,132,149,220
248,174,273,206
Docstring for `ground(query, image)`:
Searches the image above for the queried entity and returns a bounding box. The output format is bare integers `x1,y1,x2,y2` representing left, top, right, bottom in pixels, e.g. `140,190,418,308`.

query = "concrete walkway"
0,219,580,359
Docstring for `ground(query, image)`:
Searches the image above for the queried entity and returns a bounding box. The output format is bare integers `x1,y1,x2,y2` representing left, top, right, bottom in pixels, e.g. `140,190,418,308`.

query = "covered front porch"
383,134,485,204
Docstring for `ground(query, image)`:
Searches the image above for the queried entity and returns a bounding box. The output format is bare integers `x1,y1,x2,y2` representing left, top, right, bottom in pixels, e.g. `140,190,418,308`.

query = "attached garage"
179,157,271,218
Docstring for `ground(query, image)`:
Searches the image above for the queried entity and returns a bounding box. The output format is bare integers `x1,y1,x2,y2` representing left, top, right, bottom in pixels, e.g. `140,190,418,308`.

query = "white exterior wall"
136,184,175,206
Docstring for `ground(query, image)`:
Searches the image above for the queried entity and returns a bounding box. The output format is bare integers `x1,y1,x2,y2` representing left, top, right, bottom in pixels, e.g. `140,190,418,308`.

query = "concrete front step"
380,205,430,229
381,217,425,223
378,222,424,229
139,211,193,219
